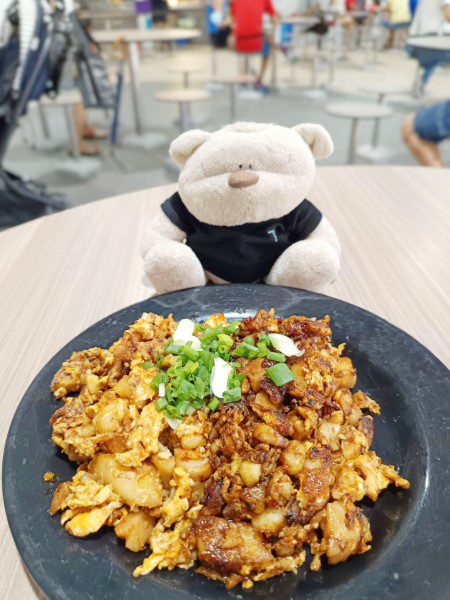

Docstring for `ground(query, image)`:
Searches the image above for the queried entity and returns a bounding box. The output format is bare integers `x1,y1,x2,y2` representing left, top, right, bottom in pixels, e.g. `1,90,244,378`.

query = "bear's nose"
228,171,259,189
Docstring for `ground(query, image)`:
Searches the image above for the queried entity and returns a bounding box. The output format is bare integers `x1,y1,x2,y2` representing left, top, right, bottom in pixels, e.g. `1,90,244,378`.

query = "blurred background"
0,0,449,229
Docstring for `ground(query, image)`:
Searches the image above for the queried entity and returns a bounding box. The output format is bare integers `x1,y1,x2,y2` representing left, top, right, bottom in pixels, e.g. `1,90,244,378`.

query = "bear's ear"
169,129,210,166
292,123,333,160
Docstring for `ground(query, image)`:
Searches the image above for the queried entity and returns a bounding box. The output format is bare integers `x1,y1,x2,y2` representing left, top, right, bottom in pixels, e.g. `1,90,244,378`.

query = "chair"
40,91,102,179
154,88,211,132
358,82,413,160
326,102,393,164
169,61,203,88
212,74,257,120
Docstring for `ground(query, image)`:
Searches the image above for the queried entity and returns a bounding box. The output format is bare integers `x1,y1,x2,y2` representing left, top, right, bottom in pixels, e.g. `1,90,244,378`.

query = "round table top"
79,10,135,20
280,16,319,26
359,82,412,96
155,88,210,102
407,35,450,51
326,102,393,118
0,166,449,599
93,27,201,44
169,62,204,74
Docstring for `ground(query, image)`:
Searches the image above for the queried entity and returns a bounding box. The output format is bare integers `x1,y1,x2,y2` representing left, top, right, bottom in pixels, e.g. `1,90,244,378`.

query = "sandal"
82,127,108,140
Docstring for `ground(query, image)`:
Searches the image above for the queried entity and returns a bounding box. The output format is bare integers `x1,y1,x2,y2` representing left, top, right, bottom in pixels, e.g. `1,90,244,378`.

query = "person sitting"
401,100,450,167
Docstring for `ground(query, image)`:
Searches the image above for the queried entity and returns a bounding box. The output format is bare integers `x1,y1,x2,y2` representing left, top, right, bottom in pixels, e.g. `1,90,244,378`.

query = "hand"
266,239,340,291
143,241,206,295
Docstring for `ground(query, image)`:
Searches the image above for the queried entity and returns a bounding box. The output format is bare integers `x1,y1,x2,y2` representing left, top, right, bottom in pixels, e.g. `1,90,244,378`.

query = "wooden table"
0,166,449,598
93,28,201,136
79,10,136,30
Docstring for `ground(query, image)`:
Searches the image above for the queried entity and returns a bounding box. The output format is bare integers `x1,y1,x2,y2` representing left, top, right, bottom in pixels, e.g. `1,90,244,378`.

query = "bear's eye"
249,164,252,169
239,164,243,169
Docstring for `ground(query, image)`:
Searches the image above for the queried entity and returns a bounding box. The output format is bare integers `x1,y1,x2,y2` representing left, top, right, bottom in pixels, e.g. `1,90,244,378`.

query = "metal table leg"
270,47,278,90
230,83,236,121
179,102,190,132
348,118,358,164
371,93,385,148
128,41,144,135
64,104,80,159
38,104,50,138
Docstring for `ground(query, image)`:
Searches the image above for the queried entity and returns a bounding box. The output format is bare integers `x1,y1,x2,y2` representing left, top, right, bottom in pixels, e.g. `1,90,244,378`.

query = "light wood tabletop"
407,35,450,51
0,166,449,598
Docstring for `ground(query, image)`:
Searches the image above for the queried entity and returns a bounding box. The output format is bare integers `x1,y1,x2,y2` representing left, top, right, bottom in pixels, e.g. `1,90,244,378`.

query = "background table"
93,28,201,137
406,35,450,51
0,166,449,598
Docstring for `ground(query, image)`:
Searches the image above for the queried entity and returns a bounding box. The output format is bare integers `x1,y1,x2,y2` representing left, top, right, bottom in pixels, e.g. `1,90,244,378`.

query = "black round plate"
3,285,450,600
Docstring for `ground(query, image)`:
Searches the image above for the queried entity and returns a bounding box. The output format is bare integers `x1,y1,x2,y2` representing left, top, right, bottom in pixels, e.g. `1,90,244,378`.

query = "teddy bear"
141,122,340,295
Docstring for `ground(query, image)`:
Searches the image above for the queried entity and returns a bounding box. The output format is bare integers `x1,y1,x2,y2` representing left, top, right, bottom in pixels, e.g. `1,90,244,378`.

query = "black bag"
71,13,115,109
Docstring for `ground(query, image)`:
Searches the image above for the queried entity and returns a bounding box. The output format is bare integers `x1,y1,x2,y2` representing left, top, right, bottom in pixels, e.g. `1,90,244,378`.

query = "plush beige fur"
142,122,340,295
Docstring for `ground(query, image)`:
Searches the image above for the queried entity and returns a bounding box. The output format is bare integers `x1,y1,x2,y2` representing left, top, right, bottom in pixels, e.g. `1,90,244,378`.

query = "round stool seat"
41,90,82,106
155,88,210,103
169,62,204,75
360,83,412,96
213,74,256,85
326,102,393,119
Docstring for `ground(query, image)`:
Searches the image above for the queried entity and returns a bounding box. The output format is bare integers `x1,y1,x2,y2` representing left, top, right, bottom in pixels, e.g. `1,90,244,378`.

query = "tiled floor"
3,44,450,214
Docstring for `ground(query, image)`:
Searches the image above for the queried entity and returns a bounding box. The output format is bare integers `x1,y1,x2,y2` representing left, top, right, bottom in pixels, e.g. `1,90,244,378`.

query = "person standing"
382,0,411,48
230,0,279,90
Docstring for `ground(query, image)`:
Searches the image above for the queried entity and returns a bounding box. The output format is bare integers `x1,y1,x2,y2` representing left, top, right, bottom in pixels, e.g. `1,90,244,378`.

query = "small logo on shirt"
266,224,284,243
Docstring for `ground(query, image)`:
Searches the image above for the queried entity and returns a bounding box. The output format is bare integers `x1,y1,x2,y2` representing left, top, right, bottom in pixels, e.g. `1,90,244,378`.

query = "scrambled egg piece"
49,310,409,589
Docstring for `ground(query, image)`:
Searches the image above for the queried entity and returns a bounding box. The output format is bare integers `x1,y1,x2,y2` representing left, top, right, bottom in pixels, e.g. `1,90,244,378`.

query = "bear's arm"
140,210,186,259
266,217,340,291
141,210,207,294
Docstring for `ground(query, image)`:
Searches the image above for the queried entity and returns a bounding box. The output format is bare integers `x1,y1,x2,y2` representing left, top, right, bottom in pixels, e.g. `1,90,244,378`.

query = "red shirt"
231,0,275,53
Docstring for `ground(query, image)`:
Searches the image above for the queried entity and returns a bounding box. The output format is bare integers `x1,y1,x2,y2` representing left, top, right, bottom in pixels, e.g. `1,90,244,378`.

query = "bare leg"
73,103,102,155
384,28,394,50
401,113,444,167
257,54,270,84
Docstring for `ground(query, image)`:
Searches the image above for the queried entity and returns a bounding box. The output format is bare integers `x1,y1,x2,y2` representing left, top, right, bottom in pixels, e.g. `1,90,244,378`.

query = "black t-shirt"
161,192,322,283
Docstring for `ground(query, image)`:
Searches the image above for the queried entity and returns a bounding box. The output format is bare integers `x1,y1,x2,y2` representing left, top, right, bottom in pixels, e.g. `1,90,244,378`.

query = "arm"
141,211,206,295
443,1,450,22
265,217,341,291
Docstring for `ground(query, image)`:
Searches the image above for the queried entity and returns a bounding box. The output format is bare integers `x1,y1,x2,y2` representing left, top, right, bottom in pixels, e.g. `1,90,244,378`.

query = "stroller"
0,0,69,224
0,0,115,227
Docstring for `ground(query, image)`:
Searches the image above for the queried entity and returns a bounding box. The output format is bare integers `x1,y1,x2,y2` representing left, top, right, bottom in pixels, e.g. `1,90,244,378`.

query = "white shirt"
409,0,450,36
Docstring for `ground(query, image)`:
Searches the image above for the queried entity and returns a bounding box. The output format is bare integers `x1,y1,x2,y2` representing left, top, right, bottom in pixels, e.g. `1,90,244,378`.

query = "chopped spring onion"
233,342,259,359
266,362,295,386
223,387,242,403
268,333,304,357
141,361,153,370
208,397,220,411
158,382,165,397
266,351,286,363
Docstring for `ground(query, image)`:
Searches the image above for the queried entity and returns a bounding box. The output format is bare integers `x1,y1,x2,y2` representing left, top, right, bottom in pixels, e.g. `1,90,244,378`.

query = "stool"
213,74,257,121
359,83,412,157
40,91,83,157
326,102,393,164
155,88,211,132
40,91,102,179
169,62,203,88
